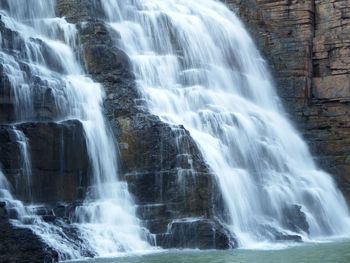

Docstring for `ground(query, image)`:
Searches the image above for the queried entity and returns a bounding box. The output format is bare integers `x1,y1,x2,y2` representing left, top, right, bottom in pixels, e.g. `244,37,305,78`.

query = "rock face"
0,121,89,203
226,0,350,202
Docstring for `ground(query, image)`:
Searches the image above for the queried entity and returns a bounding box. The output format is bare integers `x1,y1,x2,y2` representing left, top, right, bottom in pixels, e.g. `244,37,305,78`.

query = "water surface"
68,241,350,263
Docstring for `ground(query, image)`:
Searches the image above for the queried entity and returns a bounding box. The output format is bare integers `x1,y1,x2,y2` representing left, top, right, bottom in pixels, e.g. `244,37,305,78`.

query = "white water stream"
0,0,150,260
101,0,350,248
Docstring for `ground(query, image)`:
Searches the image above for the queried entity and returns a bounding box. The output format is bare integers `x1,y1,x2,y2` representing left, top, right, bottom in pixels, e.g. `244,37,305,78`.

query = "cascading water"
101,0,350,248
0,168,28,220
0,0,150,260
12,128,32,200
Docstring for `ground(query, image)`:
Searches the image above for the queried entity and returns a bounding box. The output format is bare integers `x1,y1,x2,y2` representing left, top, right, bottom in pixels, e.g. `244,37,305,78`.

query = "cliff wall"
227,0,350,201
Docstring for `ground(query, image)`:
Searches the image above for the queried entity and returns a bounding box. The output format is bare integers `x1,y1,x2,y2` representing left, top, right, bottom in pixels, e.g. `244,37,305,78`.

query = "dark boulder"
156,218,235,249
0,201,7,218
282,204,309,234
261,224,303,242
0,219,59,263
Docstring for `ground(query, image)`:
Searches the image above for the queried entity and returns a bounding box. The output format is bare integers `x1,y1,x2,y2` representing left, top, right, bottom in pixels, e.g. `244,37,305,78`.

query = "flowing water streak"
13,128,32,200
101,0,350,247
0,0,150,259
0,168,28,220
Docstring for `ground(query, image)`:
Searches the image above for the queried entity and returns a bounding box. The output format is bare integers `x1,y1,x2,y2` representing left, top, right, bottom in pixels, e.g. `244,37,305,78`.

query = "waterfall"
101,0,350,247
0,0,150,259
1,0,349,258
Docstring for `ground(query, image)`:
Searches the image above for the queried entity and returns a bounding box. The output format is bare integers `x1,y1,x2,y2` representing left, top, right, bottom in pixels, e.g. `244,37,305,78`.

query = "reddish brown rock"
226,0,350,202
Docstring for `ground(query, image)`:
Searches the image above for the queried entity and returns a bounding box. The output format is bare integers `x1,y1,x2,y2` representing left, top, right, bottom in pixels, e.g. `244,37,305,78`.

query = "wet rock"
156,219,235,249
56,0,105,23
83,43,132,76
34,206,54,217
0,19,73,123
79,21,131,76
0,201,7,218
53,204,68,218
0,219,59,263
283,205,309,234
7,207,21,220
52,219,96,258
260,224,302,243
42,215,56,223
77,20,138,116
0,120,90,203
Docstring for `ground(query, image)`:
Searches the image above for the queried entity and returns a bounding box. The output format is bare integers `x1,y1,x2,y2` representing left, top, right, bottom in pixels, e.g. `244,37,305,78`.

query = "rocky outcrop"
157,218,233,249
0,219,58,263
226,0,350,202
282,204,309,234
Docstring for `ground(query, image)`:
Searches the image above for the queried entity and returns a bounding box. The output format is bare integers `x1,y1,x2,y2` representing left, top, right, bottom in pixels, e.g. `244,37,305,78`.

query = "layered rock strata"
227,0,350,202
